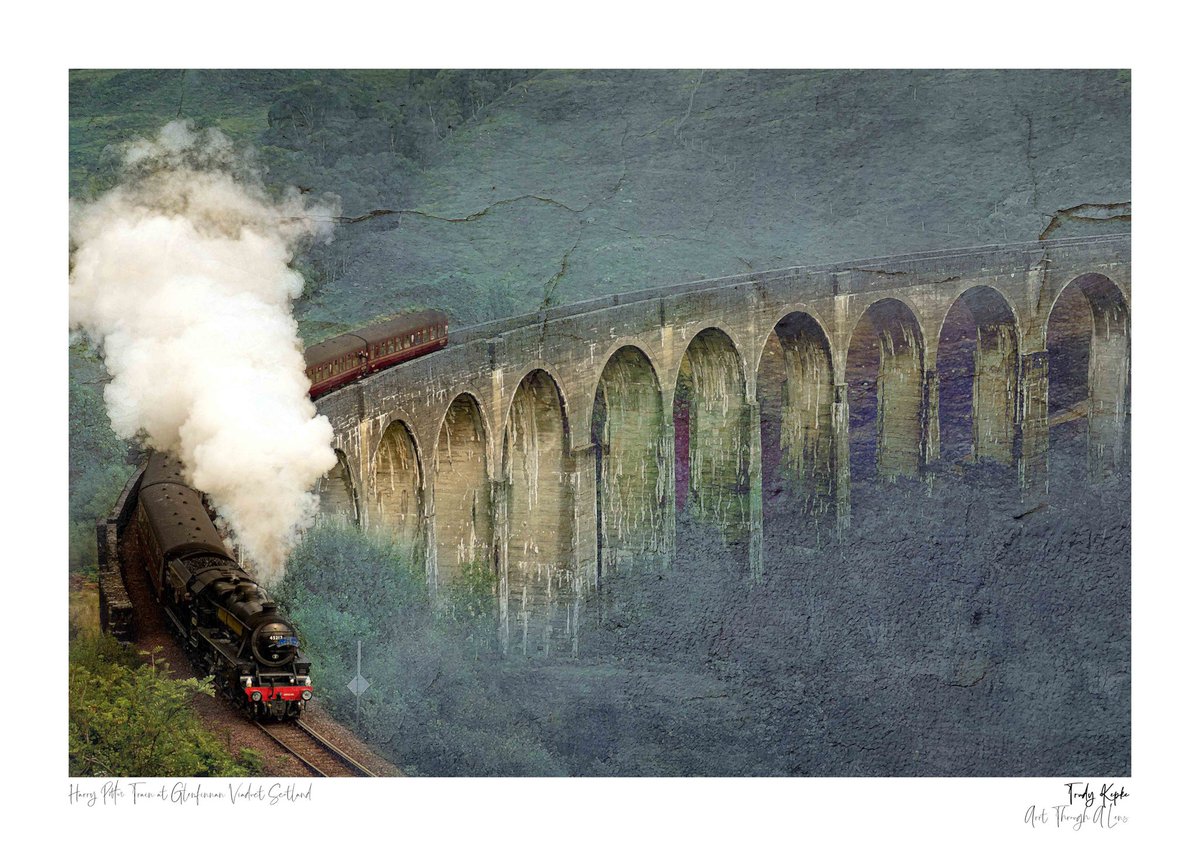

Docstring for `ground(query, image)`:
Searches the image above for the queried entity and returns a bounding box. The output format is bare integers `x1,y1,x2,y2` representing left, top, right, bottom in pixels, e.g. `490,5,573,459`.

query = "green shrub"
69,639,260,778
277,524,560,775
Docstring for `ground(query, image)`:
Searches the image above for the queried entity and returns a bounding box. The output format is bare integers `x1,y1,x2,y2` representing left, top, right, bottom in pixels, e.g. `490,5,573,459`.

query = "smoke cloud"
70,121,340,583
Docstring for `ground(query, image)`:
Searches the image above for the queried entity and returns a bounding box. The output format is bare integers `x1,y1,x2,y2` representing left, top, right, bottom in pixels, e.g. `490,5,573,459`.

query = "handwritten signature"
1024,782,1130,830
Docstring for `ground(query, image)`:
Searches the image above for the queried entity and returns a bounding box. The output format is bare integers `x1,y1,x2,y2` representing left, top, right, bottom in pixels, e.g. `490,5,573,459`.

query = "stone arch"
433,392,493,589
593,338,669,395
502,368,575,656
667,318,754,404
674,327,751,540
756,311,835,516
840,291,929,377
591,345,668,579
501,361,573,450
314,448,360,526
846,298,927,481
1045,272,1130,476
936,286,1021,467
371,419,425,560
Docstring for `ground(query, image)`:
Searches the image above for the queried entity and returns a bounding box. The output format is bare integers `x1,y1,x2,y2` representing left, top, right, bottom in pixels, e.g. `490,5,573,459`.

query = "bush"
277,524,560,775
69,639,261,777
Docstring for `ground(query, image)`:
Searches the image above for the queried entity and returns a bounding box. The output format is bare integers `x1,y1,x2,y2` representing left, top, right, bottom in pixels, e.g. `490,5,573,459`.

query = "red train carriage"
304,309,449,400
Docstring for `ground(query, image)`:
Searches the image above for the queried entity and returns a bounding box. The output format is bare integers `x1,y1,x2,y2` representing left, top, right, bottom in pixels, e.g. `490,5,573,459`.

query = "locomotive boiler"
131,453,313,719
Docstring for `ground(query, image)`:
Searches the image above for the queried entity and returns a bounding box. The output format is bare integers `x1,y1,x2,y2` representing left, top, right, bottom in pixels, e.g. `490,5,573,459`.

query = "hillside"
72,69,1130,330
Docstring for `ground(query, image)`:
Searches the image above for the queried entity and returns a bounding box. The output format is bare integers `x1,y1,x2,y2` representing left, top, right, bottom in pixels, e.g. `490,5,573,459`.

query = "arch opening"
502,369,574,656
433,394,493,589
846,298,926,482
936,286,1019,469
1046,273,1130,479
672,328,750,542
315,449,360,527
756,312,835,520
592,346,667,582
372,420,424,562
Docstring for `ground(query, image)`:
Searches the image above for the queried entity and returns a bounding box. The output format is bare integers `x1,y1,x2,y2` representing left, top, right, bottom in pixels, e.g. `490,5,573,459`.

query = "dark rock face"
291,69,1130,331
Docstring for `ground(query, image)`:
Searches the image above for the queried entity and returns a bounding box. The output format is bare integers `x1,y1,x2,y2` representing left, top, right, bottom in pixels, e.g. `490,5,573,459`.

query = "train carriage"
305,309,448,400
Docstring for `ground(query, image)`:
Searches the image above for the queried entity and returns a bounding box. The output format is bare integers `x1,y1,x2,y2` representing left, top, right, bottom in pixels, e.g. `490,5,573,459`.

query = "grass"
69,583,100,639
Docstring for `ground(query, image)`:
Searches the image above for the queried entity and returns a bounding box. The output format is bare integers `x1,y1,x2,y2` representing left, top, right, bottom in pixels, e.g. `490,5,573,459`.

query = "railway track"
254,719,379,777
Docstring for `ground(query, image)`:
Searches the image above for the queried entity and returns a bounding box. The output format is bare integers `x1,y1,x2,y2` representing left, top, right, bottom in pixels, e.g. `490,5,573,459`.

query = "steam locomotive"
131,453,313,719
305,309,448,400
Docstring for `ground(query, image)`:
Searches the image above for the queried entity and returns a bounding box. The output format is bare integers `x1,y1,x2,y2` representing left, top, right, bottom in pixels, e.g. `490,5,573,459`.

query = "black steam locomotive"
131,453,313,719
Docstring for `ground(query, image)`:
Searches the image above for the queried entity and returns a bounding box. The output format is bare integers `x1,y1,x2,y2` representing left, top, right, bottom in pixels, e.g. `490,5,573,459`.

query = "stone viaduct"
311,233,1131,656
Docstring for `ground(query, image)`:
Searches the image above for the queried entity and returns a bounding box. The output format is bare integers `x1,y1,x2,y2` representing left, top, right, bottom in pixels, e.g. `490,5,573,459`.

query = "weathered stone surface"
313,234,1130,653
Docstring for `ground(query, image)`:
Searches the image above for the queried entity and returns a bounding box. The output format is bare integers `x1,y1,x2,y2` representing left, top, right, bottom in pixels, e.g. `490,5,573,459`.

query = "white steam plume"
70,121,340,583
